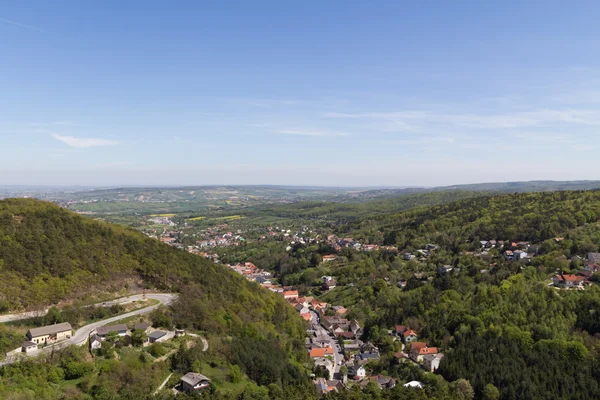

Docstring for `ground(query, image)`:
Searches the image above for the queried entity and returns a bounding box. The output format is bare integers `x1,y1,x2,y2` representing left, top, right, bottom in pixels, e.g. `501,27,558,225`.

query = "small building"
410,345,438,363
350,320,361,335
322,255,337,262
96,324,128,337
180,372,211,393
370,375,396,389
553,274,585,288
357,352,380,364
21,341,38,353
283,290,299,300
403,330,418,343
348,365,366,379
404,381,423,389
27,322,73,345
148,331,169,343
175,329,186,337
423,353,444,372
89,334,102,350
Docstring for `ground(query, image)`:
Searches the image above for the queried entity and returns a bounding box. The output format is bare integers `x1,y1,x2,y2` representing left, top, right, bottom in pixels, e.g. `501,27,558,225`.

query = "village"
141,216,600,395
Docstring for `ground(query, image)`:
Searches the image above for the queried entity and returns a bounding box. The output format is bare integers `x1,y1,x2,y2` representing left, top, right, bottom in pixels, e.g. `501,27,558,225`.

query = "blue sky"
2,1,600,186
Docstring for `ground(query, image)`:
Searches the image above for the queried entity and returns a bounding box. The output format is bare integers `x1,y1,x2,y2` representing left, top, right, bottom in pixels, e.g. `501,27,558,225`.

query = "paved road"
70,293,177,346
0,293,172,324
311,311,344,375
0,293,177,366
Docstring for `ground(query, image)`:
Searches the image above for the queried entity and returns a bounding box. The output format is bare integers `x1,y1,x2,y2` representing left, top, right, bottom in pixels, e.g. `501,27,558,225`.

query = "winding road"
0,293,177,366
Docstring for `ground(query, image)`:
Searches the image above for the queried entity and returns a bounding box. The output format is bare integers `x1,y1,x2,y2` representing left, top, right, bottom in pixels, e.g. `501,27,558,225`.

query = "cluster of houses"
393,326,444,373
89,322,179,350
324,235,397,253
195,229,245,250
148,216,177,226
402,244,440,261
550,252,600,289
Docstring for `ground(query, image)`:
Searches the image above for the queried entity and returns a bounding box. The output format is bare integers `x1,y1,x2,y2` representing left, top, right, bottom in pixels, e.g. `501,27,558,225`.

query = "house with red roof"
410,344,438,363
283,290,299,300
553,274,585,288
309,347,335,358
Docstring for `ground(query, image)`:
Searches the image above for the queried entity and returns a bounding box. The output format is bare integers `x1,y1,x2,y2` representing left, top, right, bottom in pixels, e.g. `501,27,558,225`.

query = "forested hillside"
218,190,600,399
0,199,311,399
347,190,600,246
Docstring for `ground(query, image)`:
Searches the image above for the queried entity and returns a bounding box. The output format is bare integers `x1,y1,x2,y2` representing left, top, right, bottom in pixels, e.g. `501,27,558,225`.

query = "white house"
21,341,38,354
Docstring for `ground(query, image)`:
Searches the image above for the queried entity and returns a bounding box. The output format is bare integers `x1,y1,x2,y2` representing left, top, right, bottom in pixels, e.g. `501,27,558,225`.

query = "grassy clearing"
150,213,176,217
188,216,205,221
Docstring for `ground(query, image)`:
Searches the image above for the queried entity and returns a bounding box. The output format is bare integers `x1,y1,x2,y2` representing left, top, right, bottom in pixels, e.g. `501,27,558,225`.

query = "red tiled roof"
310,347,334,357
409,342,427,352
415,347,438,356
555,274,584,282
395,325,408,334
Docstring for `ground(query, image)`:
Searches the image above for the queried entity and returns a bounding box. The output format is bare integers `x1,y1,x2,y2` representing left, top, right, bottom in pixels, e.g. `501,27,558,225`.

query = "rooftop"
27,322,72,338
180,372,210,386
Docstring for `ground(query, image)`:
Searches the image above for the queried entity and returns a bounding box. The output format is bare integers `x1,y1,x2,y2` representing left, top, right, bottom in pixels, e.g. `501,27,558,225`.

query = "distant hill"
351,180,600,200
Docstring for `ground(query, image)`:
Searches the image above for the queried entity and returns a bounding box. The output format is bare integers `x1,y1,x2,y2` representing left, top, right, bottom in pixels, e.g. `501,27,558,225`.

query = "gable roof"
181,372,210,386
409,342,427,353
395,325,408,334
27,322,72,338
414,346,438,356
555,274,585,283
96,324,128,336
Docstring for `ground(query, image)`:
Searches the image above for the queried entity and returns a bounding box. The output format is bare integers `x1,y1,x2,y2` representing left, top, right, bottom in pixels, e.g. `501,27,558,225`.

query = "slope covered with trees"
0,199,310,398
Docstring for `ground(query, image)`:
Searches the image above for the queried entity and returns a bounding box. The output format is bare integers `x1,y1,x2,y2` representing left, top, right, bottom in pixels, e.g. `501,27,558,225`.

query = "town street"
311,318,343,377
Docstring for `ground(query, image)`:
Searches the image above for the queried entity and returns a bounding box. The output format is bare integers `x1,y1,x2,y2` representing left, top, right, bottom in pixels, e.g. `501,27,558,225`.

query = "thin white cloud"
325,108,600,130
275,129,350,137
52,134,119,148
0,17,46,33
384,136,456,145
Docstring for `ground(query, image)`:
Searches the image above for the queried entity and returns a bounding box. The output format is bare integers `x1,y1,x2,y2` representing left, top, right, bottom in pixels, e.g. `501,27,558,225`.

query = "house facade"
27,322,72,345
21,341,38,353
423,353,444,372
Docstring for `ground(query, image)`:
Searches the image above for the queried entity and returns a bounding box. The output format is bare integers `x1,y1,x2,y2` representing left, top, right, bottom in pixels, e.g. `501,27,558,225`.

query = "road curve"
0,293,176,324
70,293,177,346
0,293,177,366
